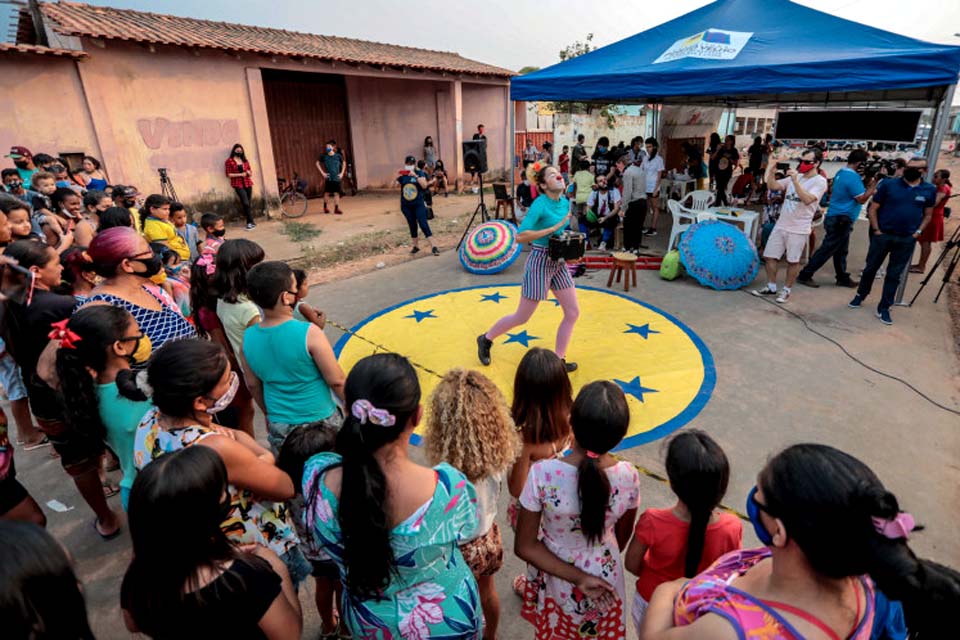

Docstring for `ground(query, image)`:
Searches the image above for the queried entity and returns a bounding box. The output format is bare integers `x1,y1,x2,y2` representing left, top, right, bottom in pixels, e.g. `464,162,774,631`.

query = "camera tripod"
158,168,179,202
908,223,960,305
456,173,490,250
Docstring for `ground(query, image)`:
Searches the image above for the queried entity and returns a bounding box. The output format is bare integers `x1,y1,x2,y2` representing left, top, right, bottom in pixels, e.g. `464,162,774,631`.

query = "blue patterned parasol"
677,219,760,290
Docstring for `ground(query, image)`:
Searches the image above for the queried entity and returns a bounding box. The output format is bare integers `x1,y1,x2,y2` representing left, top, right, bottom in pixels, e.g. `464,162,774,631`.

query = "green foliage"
280,221,322,243
518,66,541,75
547,33,618,127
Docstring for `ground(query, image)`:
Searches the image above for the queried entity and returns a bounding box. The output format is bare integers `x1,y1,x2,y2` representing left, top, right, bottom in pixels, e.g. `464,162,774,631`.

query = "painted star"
503,330,540,347
624,323,660,339
404,309,436,323
480,292,507,304
615,376,659,403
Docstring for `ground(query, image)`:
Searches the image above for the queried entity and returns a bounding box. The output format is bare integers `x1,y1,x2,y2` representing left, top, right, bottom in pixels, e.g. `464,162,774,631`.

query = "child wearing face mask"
200,212,226,254
55,305,153,511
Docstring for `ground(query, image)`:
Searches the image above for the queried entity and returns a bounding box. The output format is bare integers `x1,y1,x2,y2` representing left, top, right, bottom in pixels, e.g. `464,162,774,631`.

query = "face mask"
903,168,923,182
129,254,163,278
234,151,243,157
798,161,816,173
212,228,226,238
6,181,22,192
746,486,775,546
121,333,153,365
405,165,416,173
166,264,184,276
284,290,299,310
122,199,136,208
598,146,607,153
205,371,239,414
326,146,334,154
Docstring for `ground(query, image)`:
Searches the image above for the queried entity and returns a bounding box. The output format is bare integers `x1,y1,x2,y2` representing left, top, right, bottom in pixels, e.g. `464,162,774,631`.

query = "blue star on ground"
624,323,660,339
480,292,507,303
503,330,540,347
615,376,659,403
403,309,436,323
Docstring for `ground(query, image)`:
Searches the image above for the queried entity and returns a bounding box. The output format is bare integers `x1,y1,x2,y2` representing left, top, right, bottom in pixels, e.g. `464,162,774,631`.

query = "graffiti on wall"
137,117,241,173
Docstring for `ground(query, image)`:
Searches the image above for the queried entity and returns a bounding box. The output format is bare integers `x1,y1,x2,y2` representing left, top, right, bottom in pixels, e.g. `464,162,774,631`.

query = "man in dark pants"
798,149,877,288
848,157,935,325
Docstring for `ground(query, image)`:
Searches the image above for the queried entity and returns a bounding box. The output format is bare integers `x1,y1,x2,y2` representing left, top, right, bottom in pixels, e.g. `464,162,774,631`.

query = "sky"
32,0,954,72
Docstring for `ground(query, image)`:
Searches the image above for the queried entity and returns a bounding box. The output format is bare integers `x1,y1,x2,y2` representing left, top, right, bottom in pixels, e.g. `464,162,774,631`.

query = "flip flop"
93,518,121,540
908,267,924,273
21,437,51,451
102,483,120,498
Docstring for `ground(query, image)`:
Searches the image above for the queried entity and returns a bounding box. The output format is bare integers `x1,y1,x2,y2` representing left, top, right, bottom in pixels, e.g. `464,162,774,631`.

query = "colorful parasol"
459,220,522,275
677,219,760,290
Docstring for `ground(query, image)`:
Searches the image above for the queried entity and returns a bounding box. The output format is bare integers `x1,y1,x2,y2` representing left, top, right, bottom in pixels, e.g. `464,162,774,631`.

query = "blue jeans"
799,216,855,283
401,203,432,238
856,233,916,310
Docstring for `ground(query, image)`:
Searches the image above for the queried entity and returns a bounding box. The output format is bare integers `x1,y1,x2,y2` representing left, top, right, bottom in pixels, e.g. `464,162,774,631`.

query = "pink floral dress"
519,458,640,639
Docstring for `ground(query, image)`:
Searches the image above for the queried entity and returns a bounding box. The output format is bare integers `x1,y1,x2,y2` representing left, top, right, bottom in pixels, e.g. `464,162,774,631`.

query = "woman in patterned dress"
303,353,483,638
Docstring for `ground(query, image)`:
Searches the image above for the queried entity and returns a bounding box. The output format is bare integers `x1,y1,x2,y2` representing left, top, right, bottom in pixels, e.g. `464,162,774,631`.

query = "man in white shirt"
586,175,622,251
523,139,538,165
752,148,829,303
641,138,666,236
620,155,648,252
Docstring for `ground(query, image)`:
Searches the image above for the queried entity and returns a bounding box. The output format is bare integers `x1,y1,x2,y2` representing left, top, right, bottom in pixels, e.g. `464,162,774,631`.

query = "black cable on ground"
743,290,960,417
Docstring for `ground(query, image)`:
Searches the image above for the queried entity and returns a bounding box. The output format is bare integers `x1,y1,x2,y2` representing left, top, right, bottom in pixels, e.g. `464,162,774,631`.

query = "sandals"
102,483,120,498
19,437,50,451
93,518,122,540
320,615,349,639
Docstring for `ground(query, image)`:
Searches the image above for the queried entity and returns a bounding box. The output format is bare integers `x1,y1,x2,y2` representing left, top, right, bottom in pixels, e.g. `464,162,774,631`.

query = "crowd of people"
0,140,958,640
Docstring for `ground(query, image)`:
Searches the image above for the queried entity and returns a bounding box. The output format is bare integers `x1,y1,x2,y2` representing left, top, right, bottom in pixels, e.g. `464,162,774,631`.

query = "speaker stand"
457,173,490,249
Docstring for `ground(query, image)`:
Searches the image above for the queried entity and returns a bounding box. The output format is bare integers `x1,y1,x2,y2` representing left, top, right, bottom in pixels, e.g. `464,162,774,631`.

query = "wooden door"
262,70,352,197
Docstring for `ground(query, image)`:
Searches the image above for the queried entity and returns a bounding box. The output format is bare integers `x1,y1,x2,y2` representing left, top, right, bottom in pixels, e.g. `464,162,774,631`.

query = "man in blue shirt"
849,157,936,325
798,149,878,288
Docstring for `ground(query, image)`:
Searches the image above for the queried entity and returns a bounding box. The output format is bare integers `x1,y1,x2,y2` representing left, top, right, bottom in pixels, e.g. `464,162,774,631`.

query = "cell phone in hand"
0,261,34,304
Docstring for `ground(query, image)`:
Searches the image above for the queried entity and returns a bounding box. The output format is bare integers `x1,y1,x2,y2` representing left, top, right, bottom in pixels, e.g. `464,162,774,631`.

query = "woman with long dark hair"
515,380,641,639
707,132,723,191
225,143,256,230
624,430,741,631
423,136,437,171
132,338,306,583
4,239,121,538
78,155,108,191
301,353,482,637
122,446,302,638
714,134,740,206
477,164,580,371
83,227,195,353
0,520,95,639
642,443,960,639
214,238,265,363
56,305,152,510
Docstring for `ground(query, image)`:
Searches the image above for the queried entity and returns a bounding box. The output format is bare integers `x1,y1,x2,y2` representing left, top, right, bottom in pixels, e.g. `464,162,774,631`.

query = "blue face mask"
598,146,607,153
747,486,775,546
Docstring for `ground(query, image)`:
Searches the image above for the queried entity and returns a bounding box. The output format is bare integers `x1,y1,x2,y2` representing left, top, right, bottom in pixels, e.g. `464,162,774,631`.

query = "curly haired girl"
424,368,522,640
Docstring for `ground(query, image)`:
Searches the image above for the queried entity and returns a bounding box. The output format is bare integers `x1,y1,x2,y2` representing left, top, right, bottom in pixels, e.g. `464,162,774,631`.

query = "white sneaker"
472,187,479,194
598,242,607,251
751,287,777,297
776,289,791,304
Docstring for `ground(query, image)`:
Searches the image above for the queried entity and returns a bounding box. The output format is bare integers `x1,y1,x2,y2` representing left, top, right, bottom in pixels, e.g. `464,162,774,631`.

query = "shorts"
521,246,574,301
763,226,808,263
281,546,312,590
0,462,28,516
309,558,340,580
459,522,504,577
35,416,104,476
631,592,649,634
266,409,344,455
0,355,27,401
323,179,343,195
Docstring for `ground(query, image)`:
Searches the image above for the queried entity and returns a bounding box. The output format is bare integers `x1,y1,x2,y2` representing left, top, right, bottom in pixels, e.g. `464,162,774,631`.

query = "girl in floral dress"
303,353,483,639
515,380,641,639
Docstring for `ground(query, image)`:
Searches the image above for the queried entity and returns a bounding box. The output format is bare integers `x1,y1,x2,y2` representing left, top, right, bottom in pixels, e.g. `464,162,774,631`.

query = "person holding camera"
797,149,878,288
849,157,935,325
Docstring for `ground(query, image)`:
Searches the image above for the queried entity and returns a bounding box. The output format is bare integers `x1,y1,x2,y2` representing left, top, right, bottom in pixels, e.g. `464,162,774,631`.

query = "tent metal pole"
894,83,955,306
509,101,516,199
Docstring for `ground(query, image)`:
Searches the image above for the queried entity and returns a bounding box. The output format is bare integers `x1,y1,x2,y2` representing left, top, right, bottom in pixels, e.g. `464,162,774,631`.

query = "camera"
860,158,897,181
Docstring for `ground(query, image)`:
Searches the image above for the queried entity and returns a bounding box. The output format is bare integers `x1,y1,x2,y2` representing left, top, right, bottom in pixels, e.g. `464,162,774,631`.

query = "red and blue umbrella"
677,219,760,290
459,220,522,275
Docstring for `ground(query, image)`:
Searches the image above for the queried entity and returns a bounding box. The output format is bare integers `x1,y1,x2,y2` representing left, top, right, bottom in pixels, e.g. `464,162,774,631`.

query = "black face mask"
212,228,226,238
129,254,163,278
903,168,923,183
121,198,136,208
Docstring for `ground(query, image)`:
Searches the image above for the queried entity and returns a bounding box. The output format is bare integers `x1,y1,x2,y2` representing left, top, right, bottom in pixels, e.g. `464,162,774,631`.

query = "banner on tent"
654,29,753,64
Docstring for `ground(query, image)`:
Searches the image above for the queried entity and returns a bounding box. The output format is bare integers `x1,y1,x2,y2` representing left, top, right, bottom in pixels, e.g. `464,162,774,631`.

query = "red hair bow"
48,319,82,350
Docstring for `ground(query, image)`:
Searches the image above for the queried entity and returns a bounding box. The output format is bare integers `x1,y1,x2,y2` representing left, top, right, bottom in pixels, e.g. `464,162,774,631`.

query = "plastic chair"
667,200,698,251
682,189,715,211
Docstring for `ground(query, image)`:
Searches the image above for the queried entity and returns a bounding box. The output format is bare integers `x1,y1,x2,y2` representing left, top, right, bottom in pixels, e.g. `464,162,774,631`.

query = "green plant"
184,191,280,223
546,34,619,127
280,221,322,243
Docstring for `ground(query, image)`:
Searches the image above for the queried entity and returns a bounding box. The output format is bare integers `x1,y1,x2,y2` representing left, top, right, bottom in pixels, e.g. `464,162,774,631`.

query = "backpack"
660,250,683,281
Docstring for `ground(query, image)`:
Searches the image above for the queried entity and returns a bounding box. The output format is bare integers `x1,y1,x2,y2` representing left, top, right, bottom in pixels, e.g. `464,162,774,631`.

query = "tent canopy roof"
511,0,960,105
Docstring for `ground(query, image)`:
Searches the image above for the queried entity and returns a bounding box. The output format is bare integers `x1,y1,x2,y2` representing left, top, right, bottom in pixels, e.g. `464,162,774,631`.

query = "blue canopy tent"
510,0,960,169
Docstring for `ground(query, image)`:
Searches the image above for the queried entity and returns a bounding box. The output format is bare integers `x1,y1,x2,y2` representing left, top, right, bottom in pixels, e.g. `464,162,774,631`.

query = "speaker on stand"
457,139,490,249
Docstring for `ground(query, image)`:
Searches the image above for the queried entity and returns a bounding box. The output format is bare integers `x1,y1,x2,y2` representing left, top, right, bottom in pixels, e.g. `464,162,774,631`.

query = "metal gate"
261,70,353,198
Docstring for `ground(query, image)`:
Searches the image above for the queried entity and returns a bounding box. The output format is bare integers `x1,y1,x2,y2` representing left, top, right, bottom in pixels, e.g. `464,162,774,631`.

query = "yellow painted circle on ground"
334,284,715,450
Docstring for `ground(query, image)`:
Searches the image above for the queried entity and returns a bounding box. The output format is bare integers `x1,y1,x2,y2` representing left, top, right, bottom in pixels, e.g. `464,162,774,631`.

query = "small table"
701,207,760,242
607,252,639,293
660,177,696,209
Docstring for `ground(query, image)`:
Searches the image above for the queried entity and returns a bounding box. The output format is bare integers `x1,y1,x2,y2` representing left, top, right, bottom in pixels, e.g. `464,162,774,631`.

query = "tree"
518,66,541,74
547,33,619,127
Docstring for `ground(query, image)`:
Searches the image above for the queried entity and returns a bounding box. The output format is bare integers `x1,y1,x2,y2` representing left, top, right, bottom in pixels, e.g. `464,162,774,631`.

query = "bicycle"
278,172,309,218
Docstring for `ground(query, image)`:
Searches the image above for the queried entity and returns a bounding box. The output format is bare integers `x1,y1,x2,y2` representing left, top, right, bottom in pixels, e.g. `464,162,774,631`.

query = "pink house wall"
0,55,101,175
462,83,509,179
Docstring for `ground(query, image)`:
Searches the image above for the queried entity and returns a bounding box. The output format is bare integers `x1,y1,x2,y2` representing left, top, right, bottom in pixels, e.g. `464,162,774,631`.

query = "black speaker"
462,139,488,173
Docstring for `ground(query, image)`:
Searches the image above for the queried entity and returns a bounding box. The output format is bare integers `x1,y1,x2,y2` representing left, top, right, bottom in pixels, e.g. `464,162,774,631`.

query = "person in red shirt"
624,430,742,633
558,145,570,183
911,169,951,273
224,143,256,230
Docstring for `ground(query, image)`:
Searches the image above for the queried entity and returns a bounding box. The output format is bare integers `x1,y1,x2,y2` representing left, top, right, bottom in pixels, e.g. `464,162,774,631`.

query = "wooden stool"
606,251,638,292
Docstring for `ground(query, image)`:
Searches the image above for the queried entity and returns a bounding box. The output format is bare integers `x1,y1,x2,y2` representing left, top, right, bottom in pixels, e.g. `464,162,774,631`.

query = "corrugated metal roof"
40,2,514,77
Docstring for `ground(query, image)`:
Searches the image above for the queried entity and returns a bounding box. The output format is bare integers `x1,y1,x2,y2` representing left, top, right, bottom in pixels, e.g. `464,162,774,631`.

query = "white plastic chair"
667,200,698,251
682,189,715,211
